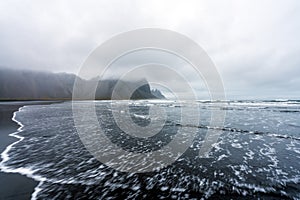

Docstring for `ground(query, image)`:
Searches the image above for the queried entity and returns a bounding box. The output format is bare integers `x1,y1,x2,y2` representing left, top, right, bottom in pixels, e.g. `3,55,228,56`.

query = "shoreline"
0,101,61,200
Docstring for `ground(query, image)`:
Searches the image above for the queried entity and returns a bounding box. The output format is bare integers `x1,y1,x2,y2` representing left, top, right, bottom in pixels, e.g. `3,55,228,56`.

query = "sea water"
0,100,299,199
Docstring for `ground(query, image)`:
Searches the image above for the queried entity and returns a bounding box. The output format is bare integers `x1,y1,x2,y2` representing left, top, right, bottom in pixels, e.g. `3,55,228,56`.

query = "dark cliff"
0,68,164,100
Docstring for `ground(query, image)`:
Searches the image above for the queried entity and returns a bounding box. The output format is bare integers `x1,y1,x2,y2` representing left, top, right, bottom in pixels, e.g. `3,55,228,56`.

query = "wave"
0,106,47,200
175,123,300,141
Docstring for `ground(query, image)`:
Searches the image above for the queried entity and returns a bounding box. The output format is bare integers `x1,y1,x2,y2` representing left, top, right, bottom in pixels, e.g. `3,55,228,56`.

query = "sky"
0,0,299,99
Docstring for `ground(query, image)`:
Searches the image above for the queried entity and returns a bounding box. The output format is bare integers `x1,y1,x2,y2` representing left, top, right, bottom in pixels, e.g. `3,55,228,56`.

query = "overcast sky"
0,0,299,99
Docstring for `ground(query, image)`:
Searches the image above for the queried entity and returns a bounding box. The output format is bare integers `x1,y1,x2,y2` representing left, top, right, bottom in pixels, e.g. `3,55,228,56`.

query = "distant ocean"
0,100,299,199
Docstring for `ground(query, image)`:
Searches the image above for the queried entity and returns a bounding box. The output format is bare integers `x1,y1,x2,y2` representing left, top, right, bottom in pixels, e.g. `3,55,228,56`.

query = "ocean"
0,100,299,199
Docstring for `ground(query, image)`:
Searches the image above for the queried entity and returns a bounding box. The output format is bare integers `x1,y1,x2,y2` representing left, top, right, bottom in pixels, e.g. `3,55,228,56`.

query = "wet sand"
0,101,61,200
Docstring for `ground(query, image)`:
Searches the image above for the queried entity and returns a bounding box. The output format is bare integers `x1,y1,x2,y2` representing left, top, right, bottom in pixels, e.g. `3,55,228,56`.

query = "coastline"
0,101,61,200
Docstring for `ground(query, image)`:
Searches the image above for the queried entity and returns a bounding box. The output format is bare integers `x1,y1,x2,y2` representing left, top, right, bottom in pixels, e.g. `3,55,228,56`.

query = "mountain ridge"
0,68,165,100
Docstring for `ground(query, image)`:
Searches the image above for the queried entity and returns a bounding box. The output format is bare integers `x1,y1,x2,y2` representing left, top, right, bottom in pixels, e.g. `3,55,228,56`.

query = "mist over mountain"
0,68,164,100
151,89,165,99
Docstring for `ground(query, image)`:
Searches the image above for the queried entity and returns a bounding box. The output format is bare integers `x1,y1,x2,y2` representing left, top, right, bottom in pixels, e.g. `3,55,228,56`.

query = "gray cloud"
0,0,299,99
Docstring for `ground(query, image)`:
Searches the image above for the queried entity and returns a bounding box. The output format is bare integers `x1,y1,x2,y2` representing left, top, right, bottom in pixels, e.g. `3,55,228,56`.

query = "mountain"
0,68,164,100
151,89,165,99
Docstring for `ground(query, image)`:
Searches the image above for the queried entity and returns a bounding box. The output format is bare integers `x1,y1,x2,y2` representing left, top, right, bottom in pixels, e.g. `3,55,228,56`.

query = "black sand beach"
0,101,61,200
